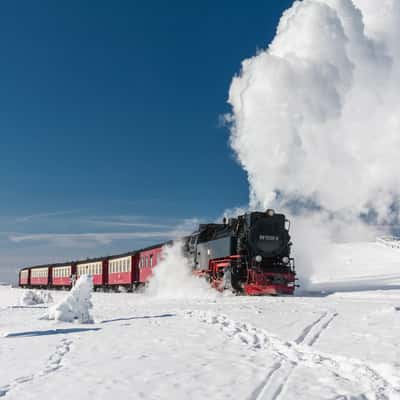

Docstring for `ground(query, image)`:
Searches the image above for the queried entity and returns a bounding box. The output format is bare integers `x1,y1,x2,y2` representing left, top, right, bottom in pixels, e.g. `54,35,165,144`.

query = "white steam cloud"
147,242,216,299
227,0,400,288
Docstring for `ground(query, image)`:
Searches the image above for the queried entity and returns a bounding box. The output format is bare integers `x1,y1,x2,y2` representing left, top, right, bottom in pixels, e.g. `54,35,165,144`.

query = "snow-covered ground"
1,242,400,399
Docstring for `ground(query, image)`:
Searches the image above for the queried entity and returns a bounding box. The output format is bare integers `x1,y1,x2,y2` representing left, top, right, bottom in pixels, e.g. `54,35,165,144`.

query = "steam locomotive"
185,209,296,295
19,209,296,295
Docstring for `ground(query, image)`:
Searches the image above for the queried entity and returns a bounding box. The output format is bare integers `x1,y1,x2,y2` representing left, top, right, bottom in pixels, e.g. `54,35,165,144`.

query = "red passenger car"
30,267,50,287
19,269,30,287
137,245,164,284
77,258,108,289
52,264,75,288
108,253,138,289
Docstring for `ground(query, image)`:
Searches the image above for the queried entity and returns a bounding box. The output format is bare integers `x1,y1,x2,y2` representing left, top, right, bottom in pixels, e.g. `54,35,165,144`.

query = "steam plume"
227,0,400,287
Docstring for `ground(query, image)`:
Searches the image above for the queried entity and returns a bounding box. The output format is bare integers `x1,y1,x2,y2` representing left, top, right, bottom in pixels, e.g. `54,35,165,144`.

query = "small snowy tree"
41,275,94,323
20,290,53,306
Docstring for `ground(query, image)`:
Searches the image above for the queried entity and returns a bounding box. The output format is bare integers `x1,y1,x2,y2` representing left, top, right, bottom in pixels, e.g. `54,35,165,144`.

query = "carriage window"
150,255,153,267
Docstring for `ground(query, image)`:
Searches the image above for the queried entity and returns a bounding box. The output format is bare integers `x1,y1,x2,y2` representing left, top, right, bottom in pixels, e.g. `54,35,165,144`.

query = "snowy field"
1,242,400,399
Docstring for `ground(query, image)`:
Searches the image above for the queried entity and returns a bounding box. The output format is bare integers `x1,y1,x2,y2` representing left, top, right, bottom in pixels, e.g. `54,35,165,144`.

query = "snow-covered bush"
41,275,94,323
20,290,53,306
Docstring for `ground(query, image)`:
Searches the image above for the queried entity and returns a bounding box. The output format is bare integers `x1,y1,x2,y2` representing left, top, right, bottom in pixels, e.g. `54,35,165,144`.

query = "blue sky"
0,0,294,282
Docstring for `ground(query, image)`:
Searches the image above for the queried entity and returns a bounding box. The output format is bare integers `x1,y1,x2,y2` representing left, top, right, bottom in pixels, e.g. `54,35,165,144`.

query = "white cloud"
9,231,173,246
16,209,81,223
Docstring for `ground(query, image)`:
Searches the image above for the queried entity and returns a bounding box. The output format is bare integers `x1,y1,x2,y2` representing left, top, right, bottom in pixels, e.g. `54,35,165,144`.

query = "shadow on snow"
296,273,400,297
4,327,101,338
8,305,48,309
100,313,176,324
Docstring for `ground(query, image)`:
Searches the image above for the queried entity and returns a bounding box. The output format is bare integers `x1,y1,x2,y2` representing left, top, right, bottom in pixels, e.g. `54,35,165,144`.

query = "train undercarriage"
194,255,297,296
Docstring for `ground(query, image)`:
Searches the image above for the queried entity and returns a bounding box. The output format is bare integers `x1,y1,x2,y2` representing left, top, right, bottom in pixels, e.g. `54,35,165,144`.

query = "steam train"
18,210,296,295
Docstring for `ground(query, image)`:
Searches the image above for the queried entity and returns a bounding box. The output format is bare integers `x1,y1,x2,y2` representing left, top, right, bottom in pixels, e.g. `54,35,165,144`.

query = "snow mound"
303,242,400,293
377,237,400,250
41,275,94,323
147,242,217,299
20,290,53,306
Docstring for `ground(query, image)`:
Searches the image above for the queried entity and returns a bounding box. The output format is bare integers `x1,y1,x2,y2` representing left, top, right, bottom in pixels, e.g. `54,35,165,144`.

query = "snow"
146,241,217,299
1,242,400,399
305,240,400,292
40,275,94,323
20,290,53,306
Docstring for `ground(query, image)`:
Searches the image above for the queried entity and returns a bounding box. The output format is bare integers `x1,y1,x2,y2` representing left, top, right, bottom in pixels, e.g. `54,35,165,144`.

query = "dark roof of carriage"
20,240,174,271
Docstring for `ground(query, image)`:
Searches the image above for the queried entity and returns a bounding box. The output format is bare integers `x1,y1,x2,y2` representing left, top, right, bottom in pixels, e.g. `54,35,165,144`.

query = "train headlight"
266,209,275,216
255,255,262,263
282,256,289,264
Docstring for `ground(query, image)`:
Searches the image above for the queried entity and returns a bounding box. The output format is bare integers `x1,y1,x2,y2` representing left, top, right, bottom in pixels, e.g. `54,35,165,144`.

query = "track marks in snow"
295,311,338,346
0,338,72,397
256,311,338,400
42,338,72,374
186,311,400,400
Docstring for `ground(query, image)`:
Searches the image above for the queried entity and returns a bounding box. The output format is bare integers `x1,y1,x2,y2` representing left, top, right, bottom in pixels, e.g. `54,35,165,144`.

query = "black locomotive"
185,209,296,295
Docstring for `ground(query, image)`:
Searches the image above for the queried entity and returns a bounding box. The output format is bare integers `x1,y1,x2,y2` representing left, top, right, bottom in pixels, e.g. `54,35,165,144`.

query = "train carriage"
137,245,164,285
19,269,30,287
108,253,137,289
52,264,74,288
30,267,50,288
77,259,107,288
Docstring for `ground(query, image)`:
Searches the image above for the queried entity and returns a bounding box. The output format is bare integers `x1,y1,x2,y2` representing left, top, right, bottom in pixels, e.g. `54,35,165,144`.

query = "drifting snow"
146,242,216,299
20,290,53,306
302,240,400,292
41,275,94,323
